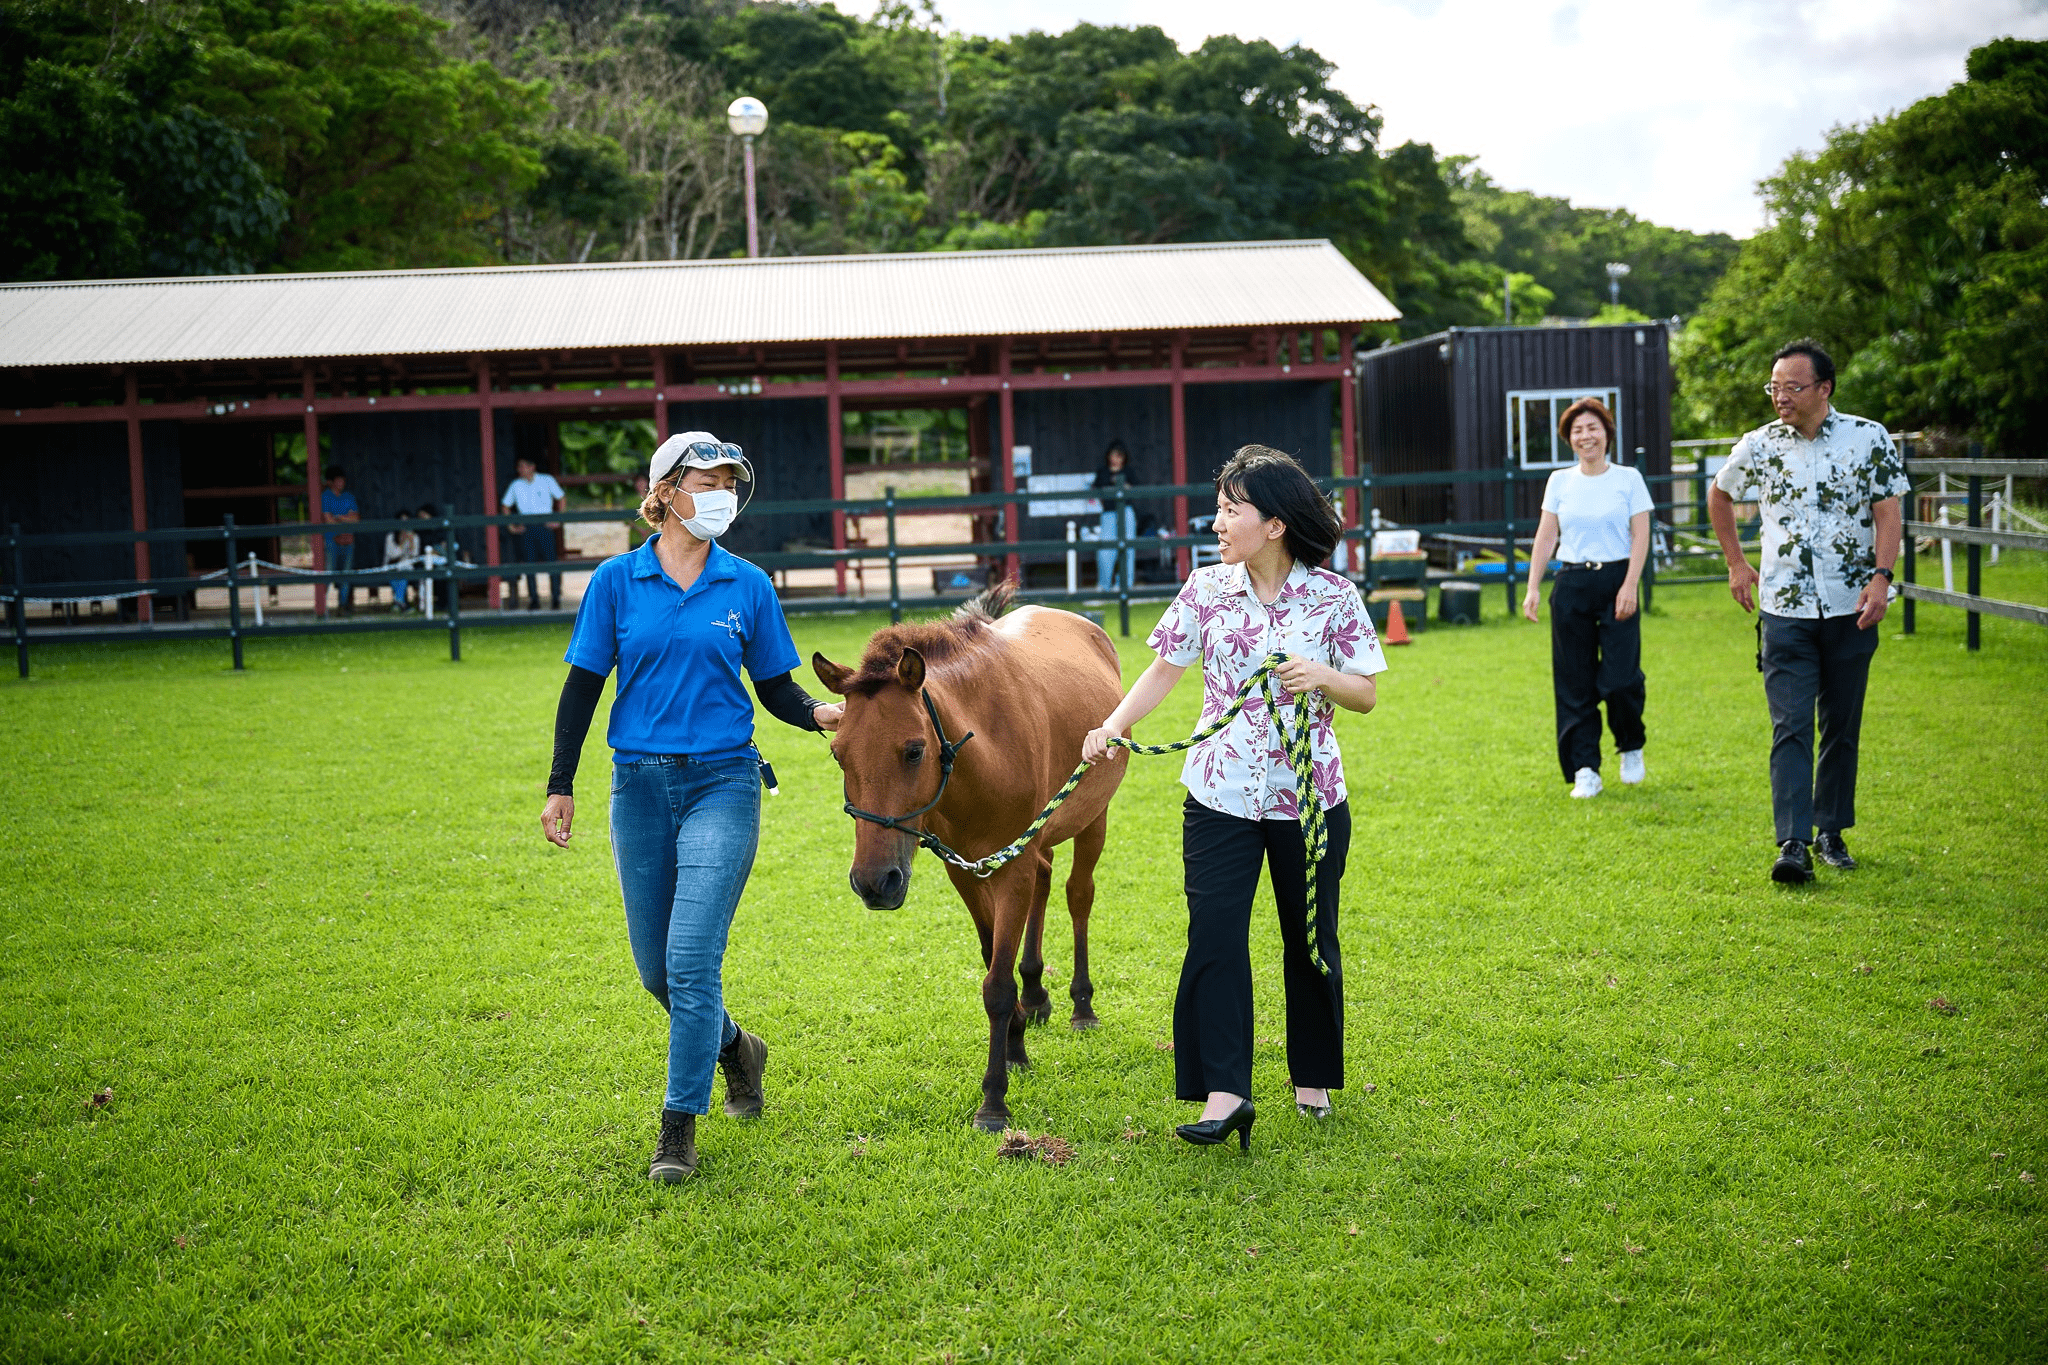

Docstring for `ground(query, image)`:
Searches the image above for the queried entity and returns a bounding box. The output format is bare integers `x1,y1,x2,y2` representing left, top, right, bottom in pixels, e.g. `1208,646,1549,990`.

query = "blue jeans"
1096,506,1135,590
609,751,761,1114
325,539,356,606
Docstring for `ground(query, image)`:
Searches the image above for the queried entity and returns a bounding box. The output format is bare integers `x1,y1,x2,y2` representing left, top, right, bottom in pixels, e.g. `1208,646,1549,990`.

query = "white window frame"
1506,387,1623,469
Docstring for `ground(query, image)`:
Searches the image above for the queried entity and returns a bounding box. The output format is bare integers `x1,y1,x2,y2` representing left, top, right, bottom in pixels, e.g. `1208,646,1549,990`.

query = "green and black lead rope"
921,651,1333,976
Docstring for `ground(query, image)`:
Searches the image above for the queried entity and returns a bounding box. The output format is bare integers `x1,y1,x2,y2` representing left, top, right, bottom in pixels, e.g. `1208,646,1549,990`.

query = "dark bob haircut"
1556,396,1616,453
1214,445,1342,567
1773,337,1836,392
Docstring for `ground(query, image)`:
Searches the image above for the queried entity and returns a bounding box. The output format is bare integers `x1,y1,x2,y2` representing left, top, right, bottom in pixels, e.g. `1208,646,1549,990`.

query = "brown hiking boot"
649,1108,697,1182
719,1029,768,1119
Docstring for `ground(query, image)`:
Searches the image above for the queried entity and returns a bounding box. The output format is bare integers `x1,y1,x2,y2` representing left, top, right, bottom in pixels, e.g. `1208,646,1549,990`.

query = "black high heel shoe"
1176,1100,1256,1151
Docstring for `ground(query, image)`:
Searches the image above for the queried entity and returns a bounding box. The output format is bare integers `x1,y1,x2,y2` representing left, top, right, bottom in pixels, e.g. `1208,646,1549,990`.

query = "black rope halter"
841,687,977,864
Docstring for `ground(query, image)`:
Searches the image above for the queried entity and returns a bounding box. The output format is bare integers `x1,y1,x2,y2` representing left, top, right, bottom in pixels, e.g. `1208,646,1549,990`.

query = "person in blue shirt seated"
539,431,844,1182
319,465,360,615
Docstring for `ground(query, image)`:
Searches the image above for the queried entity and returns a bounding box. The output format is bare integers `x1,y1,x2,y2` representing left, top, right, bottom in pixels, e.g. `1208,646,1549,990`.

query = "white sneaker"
1619,749,1646,785
1571,767,1603,799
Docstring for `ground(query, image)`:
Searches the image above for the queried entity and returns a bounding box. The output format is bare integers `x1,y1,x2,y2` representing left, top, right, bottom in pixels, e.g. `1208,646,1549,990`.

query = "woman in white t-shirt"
1522,397,1654,798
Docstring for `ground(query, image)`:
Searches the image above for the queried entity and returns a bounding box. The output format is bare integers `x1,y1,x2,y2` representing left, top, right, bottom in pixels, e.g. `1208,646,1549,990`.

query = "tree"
1678,38,2048,450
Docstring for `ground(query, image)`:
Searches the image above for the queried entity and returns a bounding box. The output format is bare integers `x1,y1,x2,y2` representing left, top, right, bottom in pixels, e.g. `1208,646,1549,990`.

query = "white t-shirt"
1541,463,1653,564
501,472,566,515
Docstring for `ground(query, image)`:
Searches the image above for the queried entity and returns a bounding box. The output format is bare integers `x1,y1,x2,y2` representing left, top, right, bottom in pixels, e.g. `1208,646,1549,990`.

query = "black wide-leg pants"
1549,562,1646,781
1759,610,1880,844
1174,795,1350,1102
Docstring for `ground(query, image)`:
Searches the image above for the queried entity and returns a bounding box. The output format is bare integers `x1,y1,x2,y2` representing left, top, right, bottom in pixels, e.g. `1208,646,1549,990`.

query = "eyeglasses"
1763,381,1822,398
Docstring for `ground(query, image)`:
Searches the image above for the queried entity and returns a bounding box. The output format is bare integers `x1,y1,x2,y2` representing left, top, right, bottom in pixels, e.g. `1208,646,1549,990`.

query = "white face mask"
677,487,738,540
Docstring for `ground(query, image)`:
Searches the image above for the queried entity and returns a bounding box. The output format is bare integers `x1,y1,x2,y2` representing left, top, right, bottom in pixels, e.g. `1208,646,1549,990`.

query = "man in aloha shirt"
1147,559,1388,820
1708,338,1907,885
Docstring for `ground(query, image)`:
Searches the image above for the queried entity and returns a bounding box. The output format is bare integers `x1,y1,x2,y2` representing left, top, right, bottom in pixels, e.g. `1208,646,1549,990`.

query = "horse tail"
955,578,1018,624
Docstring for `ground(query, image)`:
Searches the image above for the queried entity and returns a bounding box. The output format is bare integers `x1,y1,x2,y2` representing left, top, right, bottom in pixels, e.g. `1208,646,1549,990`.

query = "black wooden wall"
1,420,182,586
1002,379,1334,538
664,397,831,556
1359,324,1674,530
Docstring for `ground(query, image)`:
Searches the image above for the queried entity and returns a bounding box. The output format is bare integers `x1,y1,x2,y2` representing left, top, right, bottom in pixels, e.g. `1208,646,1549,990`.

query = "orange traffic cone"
1384,598,1412,645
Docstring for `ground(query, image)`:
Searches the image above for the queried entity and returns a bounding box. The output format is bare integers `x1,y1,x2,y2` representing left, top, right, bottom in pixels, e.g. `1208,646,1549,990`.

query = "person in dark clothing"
540,431,842,1181
1092,438,1136,590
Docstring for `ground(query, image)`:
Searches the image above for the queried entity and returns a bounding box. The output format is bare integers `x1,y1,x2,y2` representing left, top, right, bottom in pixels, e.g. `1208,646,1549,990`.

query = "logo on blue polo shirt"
716,609,743,639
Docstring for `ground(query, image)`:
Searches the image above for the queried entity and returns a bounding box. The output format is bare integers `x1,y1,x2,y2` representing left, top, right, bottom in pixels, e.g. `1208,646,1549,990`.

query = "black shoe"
1814,831,1857,870
1771,839,1814,884
719,1029,768,1119
649,1108,697,1182
1176,1100,1256,1151
1296,1100,1332,1120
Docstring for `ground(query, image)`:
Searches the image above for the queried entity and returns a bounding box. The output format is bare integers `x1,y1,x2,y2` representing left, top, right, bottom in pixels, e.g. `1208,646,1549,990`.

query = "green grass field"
4,561,2046,1362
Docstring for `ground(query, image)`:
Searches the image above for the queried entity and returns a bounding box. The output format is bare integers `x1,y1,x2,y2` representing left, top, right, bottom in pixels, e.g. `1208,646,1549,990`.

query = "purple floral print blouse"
1146,560,1388,819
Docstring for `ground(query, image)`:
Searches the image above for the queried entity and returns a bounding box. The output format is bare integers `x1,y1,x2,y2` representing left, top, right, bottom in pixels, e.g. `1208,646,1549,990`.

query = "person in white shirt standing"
1706,339,1906,885
1522,397,1654,799
501,456,569,610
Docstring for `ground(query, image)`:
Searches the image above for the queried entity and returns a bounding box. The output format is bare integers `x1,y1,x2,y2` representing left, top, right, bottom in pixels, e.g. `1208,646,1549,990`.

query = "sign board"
1026,471,1102,519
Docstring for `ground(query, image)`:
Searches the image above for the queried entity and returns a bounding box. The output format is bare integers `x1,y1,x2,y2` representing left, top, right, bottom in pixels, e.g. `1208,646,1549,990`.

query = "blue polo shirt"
565,536,801,761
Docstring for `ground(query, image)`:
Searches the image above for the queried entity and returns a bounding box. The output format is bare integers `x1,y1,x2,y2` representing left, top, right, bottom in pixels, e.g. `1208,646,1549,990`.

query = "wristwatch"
1873,566,1895,582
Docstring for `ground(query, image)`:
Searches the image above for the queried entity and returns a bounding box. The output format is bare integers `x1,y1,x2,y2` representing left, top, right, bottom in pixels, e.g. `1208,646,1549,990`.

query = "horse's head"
814,645,941,911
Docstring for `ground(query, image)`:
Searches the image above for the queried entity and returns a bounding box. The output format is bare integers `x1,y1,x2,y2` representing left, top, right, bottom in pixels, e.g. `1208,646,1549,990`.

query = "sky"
844,0,2048,238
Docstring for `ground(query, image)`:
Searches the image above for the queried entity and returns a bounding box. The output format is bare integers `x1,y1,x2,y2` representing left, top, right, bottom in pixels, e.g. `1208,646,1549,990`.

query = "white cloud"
840,0,2048,236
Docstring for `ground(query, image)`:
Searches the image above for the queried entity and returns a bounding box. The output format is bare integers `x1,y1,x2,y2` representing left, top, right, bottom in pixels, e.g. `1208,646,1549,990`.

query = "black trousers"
1175,795,1350,1101
1759,610,1880,844
503,525,561,606
1549,562,1646,780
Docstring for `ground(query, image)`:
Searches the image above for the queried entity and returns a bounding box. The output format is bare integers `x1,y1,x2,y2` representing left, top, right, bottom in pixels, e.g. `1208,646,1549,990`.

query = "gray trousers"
1759,611,1880,844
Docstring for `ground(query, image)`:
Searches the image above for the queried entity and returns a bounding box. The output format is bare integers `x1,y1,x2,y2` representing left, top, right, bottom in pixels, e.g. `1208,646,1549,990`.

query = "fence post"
446,519,462,662
885,487,901,625
1503,462,1518,616
1115,485,1131,638
1358,471,1375,593
8,523,25,679
1966,447,1983,652
1900,436,1916,634
224,515,244,671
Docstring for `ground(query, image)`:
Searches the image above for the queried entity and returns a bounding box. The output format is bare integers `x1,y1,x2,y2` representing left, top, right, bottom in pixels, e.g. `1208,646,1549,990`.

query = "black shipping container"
1357,324,1673,531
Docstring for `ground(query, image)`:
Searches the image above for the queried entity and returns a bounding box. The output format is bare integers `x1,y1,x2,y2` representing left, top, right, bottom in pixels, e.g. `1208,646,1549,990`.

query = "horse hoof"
1005,1057,1031,1072
972,1110,1009,1133
1070,1014,1100,1031
1023,1004,1052,1026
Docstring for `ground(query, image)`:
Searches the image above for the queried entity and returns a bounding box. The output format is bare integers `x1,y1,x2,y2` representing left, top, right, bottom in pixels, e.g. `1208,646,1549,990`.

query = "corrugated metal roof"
0,240,1397,369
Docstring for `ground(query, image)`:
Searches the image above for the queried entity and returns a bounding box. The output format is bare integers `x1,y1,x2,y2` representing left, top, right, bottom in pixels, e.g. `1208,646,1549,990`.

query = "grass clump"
2,559,2045,1361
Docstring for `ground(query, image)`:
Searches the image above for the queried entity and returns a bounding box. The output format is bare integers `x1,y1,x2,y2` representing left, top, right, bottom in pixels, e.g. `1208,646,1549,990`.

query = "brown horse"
812,583,1128,1131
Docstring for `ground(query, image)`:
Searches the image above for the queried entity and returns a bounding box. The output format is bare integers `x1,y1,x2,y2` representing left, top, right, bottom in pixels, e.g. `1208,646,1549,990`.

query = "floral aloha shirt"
1147,560,1388,820
1713,408,1910,619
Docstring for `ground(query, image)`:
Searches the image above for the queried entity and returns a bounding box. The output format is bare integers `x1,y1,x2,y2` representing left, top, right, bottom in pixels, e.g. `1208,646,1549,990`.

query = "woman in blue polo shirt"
540,431,842,1182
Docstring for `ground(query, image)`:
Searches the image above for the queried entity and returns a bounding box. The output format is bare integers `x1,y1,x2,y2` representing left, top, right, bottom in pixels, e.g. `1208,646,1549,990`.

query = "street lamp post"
726,96,769,258
1605,261,1631,309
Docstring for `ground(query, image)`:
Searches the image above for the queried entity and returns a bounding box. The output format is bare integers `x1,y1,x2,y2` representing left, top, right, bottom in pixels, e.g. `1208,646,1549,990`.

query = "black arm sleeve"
548,665,608,796
754,670,824,733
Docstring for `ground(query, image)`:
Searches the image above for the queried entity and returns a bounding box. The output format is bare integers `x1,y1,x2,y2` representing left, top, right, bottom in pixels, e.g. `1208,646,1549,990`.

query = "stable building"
0,241,1398,613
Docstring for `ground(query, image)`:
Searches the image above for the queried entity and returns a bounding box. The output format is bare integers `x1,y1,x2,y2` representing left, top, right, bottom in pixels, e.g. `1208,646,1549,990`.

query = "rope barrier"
918,651,1335,977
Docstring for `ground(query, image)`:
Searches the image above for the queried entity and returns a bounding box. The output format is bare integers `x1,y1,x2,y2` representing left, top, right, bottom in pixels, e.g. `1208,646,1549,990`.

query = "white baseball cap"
649,431,753,485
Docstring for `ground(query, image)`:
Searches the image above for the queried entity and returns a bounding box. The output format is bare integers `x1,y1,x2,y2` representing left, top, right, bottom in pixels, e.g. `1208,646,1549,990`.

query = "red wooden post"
1338,326,1360,568
652,349,670,444
478,357,501,610
826,341,846,597
303,370,326,617
999,338,1019,585
1170,331,1189,580
124,372,152,623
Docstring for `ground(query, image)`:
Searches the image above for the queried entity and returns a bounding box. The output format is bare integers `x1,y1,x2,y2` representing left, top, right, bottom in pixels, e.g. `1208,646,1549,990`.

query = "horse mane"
846,580,1017,694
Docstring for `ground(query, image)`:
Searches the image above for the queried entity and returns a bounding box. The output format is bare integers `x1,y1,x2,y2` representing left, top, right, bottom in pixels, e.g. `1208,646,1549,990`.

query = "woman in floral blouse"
1083,446,1387,1151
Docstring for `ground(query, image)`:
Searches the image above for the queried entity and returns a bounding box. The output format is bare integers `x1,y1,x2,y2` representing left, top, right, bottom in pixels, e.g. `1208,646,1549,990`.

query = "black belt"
1558,559,1620,572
